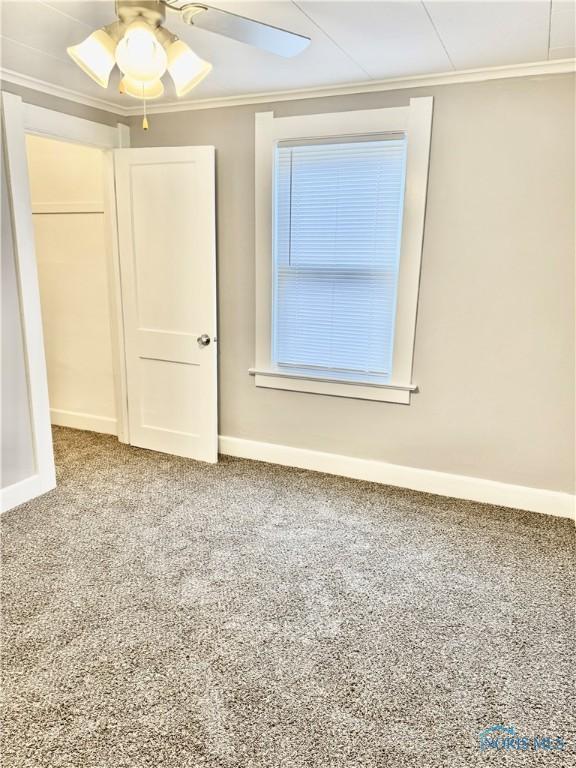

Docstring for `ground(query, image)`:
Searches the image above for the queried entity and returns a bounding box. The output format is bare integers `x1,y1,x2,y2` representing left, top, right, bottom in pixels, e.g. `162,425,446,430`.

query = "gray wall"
130,73,575,494
1,149,36,488
0,82,126,128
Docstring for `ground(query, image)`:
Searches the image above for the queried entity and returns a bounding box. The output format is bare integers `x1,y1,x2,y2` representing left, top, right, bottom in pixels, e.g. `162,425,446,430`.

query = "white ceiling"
1,0,574,110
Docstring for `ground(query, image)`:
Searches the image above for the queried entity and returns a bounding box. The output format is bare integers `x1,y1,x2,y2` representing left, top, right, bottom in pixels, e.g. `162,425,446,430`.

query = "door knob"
197,334,211,347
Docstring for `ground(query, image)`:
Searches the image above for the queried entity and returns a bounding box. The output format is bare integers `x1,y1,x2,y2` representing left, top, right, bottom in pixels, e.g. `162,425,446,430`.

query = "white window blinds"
272,136,407,380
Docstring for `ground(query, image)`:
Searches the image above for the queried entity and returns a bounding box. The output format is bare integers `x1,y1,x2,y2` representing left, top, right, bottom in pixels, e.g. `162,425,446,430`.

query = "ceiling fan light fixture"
67,1,309,112
115,20,168,82
119,75,165,100
67,28,116,88
167,40,212,97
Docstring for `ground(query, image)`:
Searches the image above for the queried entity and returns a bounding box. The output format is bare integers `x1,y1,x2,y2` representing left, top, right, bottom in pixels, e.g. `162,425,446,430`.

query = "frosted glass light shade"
67,29,116,88
167,40,212,97
115,21,167,82
119,76,164,100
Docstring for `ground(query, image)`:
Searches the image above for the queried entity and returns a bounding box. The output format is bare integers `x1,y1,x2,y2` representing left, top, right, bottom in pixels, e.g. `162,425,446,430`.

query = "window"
273,136,406,382
253,99,433,404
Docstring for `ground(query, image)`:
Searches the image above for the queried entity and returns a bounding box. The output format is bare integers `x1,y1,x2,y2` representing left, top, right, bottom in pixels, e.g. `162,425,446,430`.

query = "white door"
114,146,217,462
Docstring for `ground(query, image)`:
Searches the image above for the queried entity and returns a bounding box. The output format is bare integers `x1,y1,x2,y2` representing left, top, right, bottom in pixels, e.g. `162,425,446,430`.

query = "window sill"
249,368,416,404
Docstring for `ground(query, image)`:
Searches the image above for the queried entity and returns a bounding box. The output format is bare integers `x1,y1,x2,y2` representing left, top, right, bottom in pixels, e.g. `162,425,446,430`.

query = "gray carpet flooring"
2,427,574,767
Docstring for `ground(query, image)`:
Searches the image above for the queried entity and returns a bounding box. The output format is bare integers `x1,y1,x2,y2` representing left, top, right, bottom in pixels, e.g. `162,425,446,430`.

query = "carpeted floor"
1,427,574,767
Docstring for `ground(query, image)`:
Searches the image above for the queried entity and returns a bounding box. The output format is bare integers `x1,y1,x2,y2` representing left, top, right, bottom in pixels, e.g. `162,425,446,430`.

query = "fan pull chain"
142,83,149,131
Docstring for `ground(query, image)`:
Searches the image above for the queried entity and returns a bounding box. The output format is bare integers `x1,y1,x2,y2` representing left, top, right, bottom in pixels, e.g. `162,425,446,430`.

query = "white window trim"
252,97,433,404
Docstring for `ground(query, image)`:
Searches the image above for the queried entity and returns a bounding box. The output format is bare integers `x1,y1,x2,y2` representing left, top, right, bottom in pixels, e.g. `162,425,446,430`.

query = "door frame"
1,91,130,512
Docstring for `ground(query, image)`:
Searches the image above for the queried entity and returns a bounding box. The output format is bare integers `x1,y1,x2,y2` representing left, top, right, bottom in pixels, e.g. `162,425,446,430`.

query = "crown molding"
0,68,128,116
132,58,576,114
2,58,575,119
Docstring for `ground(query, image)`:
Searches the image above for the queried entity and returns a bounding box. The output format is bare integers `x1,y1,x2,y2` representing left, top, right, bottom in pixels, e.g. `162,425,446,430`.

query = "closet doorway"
1,94,130,512
1,94,218,513
26,135,122,439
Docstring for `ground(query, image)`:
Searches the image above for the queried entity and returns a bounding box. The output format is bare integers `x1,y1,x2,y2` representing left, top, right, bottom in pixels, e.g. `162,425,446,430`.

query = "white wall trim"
2,91,56,505
219,436,575,521
1,474,47,514
254,100,432,402
137,58,576,114
0,68,125,115
251,373,412,404
50,409,117,436
2,59,574,118
103,151,130,443
1,93,130,514
23,97,130,446
23,102,122,148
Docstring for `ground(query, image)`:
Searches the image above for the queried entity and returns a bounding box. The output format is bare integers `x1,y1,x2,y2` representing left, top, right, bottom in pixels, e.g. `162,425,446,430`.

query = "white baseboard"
1,473,54,513
218,436,575,521
50,409,117,435
4,432,573,520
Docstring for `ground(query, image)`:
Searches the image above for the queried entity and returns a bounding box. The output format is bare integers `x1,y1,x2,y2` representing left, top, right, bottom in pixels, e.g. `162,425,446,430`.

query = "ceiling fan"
68,0,311,113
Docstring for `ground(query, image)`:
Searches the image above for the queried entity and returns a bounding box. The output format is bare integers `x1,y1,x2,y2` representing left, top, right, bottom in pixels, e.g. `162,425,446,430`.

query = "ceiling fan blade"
179,4,311,57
